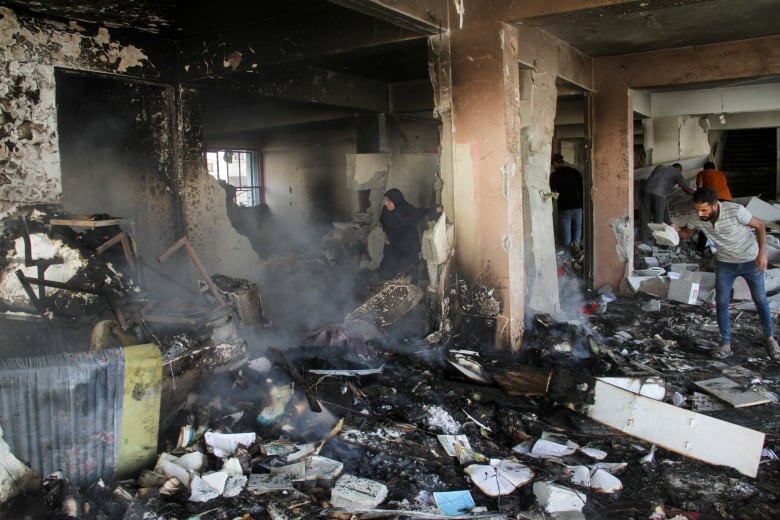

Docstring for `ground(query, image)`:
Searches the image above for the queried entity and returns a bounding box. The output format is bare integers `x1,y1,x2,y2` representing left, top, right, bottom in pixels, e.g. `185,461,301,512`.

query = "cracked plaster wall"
518,67,560,314
178,88,262,279
0,7,158,220
644,115,709,168
0,7,257,282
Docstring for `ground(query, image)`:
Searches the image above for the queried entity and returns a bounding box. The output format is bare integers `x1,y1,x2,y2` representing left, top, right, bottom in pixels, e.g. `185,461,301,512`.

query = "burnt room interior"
2,1,780,518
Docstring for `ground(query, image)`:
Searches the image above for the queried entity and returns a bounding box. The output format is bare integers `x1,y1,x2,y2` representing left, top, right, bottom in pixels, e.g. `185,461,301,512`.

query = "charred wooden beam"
96,231,137,276
157,237,226,307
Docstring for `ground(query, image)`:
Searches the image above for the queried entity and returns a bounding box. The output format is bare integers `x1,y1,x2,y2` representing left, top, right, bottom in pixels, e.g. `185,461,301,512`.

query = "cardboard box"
670,263,699,274
668,279,700,304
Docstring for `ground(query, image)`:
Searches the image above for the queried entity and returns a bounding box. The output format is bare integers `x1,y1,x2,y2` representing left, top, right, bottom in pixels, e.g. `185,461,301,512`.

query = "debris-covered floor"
1,208,780,519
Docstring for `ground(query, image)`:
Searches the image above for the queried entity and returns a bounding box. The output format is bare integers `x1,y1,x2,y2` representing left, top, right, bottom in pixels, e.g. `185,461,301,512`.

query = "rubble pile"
1,207,780,519
5,289,780,519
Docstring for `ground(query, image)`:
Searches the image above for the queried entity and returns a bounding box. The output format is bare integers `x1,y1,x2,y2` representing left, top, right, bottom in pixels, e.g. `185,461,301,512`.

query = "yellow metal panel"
118,344,162,479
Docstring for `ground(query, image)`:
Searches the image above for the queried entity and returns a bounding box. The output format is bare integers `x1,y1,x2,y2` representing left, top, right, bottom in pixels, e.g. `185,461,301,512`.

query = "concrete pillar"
447,20,520,348
592,67,634,293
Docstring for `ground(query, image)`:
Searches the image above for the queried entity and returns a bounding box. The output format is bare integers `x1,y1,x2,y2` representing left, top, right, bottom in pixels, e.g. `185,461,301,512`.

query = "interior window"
206,149,263,206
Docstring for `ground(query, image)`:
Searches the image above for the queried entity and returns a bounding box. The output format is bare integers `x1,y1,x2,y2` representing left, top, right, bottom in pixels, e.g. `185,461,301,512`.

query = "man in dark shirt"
550,153,584,259
638,163,694,244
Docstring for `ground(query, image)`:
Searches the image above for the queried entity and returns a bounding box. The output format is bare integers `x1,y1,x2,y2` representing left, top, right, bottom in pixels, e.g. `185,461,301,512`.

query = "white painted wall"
649,83,780,117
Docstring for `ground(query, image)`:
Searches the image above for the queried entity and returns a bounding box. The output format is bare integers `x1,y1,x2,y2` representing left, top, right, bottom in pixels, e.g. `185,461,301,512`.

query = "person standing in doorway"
378,188,430,280
639,163,694,244
675,187,780,360
550,153,584,260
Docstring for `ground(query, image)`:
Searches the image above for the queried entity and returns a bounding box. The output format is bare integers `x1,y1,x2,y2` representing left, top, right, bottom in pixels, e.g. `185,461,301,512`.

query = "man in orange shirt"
696,161,732,201
695,161,733,252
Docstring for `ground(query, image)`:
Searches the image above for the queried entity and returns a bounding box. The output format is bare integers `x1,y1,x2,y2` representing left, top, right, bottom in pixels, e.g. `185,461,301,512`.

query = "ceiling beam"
198,64,388,113
327,0,447,34
177,8,422,82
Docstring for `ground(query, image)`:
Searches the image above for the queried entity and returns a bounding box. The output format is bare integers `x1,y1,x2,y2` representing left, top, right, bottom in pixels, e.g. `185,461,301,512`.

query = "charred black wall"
56,70,181,267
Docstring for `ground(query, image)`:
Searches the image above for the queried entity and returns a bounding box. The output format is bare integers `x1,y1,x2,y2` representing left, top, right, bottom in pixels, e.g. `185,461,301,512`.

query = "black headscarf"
379,188,429,277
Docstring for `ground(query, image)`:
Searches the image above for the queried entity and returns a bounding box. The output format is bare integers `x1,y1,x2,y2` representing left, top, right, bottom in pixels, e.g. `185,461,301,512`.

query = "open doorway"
55,70,180,268
552,82,591,283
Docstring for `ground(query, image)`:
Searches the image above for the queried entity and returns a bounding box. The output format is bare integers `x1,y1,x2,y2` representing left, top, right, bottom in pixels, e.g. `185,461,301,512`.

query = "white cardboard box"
668,279,699,304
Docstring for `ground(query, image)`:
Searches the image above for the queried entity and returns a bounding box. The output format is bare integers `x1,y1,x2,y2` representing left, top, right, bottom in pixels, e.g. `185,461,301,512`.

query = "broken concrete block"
222,457,244,476
637,243,653,254
648,223,680,246
330,474,388,509
764,268,780,292
733,196,780,223
667,279,699,304
533,481,586,513
362,225,385,270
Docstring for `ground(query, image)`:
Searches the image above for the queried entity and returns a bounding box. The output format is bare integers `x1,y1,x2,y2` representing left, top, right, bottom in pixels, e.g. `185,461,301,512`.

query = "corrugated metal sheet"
0,349,124,486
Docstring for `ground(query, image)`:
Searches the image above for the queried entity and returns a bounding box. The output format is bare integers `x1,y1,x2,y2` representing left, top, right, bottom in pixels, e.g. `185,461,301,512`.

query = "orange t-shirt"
696,169,732,200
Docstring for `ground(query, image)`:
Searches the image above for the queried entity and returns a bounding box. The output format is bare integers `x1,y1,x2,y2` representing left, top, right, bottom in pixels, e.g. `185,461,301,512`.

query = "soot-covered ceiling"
4,0,779,86
0,0,432,85
518,0,780,58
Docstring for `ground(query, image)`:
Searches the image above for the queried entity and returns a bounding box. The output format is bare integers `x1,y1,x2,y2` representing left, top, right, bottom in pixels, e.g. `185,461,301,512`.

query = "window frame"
206,149,264,206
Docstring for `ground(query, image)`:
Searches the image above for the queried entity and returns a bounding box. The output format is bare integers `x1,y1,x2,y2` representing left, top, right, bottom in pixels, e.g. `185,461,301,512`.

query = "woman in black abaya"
379,188,430,280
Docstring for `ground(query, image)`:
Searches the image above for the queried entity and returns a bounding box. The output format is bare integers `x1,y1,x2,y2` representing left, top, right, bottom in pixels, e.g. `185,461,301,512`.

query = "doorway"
55,70,180,267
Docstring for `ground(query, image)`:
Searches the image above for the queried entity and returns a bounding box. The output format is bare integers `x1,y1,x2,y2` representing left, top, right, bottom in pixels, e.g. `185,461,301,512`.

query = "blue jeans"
715,260,774,344
558,208,583,246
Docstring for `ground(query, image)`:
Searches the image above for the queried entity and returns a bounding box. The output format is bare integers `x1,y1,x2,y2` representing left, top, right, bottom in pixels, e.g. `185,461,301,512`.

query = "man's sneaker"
765,337,780,360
